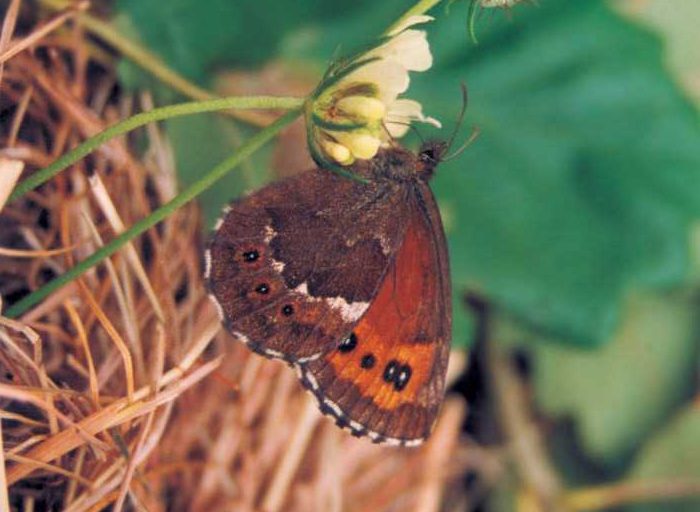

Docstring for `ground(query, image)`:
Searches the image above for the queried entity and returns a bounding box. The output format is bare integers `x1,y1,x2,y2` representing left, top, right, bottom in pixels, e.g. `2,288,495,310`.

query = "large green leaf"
115,0,375,84
164,115,274,225
416,0,700,346
627,406,700,512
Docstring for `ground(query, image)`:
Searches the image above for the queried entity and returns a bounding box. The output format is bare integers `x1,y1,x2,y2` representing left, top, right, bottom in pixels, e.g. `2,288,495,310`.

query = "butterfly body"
206,144,451,446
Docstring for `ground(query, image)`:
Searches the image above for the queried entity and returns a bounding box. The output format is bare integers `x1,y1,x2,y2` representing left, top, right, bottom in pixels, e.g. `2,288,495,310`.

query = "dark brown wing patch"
206,167,410,362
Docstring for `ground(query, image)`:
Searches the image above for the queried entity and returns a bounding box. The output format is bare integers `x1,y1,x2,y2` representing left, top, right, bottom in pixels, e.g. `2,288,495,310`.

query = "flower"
306,16,440,167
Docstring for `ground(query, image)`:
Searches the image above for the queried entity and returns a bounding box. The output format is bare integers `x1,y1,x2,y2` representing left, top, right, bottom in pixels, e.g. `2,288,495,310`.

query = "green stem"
9,96,304,202
385,0,443,34
4,108,303,319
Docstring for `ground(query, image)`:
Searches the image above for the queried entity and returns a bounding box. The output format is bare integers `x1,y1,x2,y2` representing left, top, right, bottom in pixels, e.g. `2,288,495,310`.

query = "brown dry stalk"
487,338,565,511
0,420,10,511
262,395,322,512
0,0,21,89
0,1,89,65
5,357,221,485
566,479,700,511
76,280,136,401
0,157,24,211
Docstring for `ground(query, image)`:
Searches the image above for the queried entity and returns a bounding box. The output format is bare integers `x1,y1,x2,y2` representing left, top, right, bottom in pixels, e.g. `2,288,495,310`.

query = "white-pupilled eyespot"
307,16,440,167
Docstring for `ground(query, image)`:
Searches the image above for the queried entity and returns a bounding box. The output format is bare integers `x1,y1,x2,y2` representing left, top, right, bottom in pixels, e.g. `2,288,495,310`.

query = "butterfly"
205,141,451,447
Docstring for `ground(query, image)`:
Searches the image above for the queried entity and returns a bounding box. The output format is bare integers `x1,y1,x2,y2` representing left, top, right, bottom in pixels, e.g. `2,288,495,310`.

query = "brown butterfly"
205,141,451,447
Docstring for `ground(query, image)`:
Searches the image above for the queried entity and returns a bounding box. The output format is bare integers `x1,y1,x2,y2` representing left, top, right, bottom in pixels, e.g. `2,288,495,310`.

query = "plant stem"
4,108,302,319
386,0,443,33
565,479,700,511
8,96,304,202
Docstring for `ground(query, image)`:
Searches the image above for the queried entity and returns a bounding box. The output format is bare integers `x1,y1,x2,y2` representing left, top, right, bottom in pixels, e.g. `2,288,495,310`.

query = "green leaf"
419,0,700,347
115,0,376,85
523,292,699,468
165,115,273,226
627,406,700,512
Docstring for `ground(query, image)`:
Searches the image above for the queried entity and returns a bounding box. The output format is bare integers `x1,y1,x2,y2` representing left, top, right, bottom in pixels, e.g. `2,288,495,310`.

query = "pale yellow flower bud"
321,139,354,165
332,132,382,160
336,96,387,121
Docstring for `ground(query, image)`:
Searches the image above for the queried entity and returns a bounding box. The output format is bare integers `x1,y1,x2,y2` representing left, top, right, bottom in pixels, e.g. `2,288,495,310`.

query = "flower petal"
387,98,441,131
387,15,434,36
372,29,432,72
343,59,409,103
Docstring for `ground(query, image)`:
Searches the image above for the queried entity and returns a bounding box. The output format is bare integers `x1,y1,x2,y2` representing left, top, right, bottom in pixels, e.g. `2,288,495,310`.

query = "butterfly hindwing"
206,166,410,362
296,183,452,446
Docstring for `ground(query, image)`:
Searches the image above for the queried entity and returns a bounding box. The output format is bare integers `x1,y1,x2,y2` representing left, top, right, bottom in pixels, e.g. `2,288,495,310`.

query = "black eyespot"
281,304,294,316
338,332,357,353
360,353,376,369
394,365,412,391
243,250,259,262
383,360,399,383
255,283,269,294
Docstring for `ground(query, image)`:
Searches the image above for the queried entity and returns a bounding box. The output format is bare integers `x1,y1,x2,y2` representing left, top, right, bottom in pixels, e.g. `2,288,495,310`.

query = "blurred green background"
114,0,699,509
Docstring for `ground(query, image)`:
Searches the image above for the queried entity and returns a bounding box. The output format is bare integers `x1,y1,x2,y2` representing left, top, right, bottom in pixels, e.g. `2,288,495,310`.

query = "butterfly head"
417,140,448,180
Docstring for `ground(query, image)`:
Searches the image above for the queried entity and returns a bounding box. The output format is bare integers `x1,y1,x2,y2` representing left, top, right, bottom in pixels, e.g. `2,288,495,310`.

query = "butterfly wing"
206,167,410,362
296,183,451,446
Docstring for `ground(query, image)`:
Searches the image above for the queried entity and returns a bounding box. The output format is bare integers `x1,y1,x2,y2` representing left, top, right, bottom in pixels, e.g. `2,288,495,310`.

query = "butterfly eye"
383,360,400,383
383,360,412,391
394,365,412,391
240,249,261,263
338,332,358,353
254,283,270,294
360,353,376,369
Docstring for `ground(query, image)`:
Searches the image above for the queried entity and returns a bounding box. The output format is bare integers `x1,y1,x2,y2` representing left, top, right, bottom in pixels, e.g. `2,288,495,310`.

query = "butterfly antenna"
380,120,400,147
442,83,470,156
409,123,426,145
443,125,480,161
381,120,427,147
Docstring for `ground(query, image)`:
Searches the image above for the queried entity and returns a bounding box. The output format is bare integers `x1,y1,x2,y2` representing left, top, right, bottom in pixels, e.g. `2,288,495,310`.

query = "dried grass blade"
0,157,24,212
77,280,135,401
88,173,165,321
6,452,94,488
0,0,21,89
0,244,78,258
7,86,33,146
0,1,89,65
5,357,220,485
79,210,144,381
0,419,11,512
262,394,321,512
64,301,100,407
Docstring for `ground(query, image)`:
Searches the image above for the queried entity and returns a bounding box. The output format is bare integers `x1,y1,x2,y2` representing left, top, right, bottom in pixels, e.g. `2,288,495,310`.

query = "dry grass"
0,5,474,511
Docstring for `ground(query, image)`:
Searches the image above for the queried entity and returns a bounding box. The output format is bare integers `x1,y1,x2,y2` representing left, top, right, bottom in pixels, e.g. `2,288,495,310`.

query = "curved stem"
4,108,302,319
565,479,700,511
386,0,443,34
8,96,304,202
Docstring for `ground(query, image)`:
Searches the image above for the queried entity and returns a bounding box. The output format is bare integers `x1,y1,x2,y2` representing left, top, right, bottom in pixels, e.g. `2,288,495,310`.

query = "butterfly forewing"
206,167,411,362
297,183,451,446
